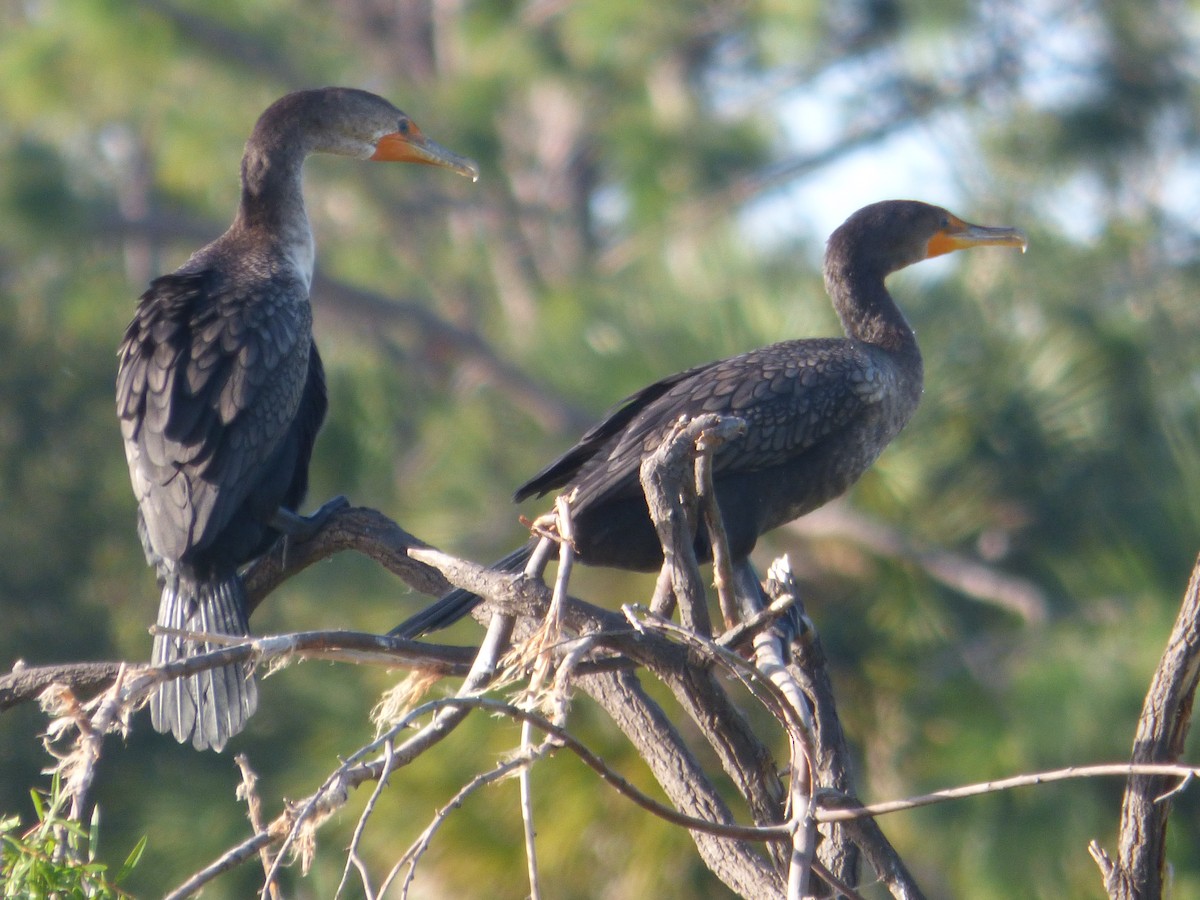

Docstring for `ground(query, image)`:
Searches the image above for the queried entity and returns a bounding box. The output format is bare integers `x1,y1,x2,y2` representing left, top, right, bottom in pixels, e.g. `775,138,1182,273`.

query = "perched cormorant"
393,200,1025,638
116,88,478,750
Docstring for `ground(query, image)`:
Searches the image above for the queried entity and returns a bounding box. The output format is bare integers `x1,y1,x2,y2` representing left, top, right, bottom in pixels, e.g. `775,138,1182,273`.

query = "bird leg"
268,496,350,570
269,495,350,542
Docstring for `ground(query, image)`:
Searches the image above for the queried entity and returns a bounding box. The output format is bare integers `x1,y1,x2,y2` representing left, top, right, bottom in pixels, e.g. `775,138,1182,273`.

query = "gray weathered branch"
1091,551,1200,899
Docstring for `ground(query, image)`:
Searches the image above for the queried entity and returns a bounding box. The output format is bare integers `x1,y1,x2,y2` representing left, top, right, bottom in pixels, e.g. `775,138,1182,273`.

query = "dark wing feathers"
514,361,718,502
519,339,886,514
117,269,310,561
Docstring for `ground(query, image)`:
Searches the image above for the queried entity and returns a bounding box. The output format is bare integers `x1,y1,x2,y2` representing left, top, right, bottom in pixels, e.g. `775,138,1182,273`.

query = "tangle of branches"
3,414,1199,899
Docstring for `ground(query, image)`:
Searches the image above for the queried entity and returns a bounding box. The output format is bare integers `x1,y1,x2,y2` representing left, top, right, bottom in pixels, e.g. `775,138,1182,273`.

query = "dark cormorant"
393,200,1025,638
116,88,478,750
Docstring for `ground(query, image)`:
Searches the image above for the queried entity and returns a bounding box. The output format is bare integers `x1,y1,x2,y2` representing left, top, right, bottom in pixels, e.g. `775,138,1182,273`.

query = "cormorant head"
828,200,1026,276
251,87,479,180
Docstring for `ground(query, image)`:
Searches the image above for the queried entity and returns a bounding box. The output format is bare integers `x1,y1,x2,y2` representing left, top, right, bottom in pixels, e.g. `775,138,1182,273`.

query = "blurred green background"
2,0,1199,896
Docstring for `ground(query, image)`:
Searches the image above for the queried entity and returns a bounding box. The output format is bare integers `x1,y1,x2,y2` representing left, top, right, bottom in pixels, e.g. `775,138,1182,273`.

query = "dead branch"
744,575,818,900
1092,551,1200,899
818,763,1200,823
18,409,1185,900
264,614,518,896
242,505,454,614
391,754,532,898
166,692,791,899
234,755,282,900
1,661,124,712
763,558,928,898
1,628,478,714
573,669,785,897
639,414,726,637
633,414,790,878
413,471,785,896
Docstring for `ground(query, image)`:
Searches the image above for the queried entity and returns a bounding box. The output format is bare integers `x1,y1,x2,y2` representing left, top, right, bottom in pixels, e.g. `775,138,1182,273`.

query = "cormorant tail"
150,574,257,752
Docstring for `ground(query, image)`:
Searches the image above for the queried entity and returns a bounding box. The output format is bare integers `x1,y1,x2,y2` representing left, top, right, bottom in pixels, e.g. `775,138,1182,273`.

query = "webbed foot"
269,495,349,542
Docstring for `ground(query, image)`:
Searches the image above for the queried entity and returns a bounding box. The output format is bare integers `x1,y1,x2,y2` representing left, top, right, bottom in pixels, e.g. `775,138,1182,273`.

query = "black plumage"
117,88,477,750
394,200,1025,638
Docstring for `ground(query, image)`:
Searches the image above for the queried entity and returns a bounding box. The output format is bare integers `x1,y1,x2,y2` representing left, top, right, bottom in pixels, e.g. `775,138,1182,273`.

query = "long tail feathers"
150,575,257,752
390,541,536,638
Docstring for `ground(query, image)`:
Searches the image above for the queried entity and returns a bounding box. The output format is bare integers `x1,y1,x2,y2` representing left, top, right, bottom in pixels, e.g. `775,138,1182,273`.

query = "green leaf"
115,835,147,884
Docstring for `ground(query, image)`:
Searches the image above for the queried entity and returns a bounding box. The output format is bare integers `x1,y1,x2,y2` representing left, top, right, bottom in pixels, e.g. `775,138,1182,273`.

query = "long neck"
823,251,918,356
234,135,308,232
230,130,315,285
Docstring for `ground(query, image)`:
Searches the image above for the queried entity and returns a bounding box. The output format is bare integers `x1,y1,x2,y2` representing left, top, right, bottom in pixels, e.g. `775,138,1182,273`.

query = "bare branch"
1094,551,1200,898
1,630,478,716
575,668,786,897
234,755,282,900
741,572,817,900
763,559,924,899
1,661,124,712
335,740,393,900
172,692,793,898
406,544,632,637
164,832,276,900
817,763,1200,823
266,615,518,893
639,414,717,636
243,505,454,614
392,754,532,898
640,417,792,870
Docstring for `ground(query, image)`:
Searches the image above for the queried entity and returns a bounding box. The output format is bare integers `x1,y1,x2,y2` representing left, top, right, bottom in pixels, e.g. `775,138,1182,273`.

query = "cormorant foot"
269,495,349,542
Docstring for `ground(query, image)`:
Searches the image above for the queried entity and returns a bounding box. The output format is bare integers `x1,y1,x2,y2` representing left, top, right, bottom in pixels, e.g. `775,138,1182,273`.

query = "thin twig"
167,692,1200,898
625,606,810,741
816,763,1200,823
261,614,518,895
392,755,531,898
164,833,276,900
335,739,395,900
517,502,576,900
519,732,543,900
575,665,784,896
235,755,282,900
436,698,788,839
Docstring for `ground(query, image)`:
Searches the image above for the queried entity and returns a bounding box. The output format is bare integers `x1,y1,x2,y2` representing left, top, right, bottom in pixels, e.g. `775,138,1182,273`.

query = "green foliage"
0,775,145,899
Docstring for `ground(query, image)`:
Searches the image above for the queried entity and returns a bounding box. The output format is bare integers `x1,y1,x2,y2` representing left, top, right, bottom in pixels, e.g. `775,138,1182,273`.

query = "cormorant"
393,200,1024,638
116,88,478,750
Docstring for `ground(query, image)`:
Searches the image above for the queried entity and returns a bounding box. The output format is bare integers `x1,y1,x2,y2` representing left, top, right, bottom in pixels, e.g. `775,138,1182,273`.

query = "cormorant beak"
371,124,480,182
926,215,1028,259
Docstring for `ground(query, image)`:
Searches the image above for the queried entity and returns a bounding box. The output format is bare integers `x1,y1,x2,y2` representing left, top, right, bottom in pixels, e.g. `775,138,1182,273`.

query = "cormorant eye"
397,119,411,135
